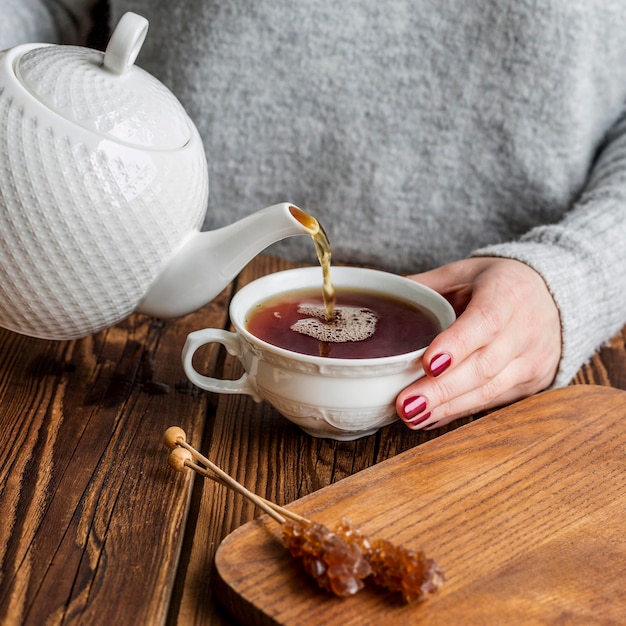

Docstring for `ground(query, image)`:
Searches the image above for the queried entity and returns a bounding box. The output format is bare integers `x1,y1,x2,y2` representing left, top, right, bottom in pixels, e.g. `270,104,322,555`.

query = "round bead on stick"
168,447,193,472
163,426,186,449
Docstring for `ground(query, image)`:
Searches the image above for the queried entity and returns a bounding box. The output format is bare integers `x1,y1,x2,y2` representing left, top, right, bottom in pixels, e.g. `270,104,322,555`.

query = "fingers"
396,327,533,429
397,257,562,431
420,259,521,386
399,351,548,431
424,284,516,376
408,257,516,372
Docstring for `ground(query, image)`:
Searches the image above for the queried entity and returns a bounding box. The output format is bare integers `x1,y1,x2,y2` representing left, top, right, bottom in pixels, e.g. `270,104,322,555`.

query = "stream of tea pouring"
310,219,336,322
285,214,383,357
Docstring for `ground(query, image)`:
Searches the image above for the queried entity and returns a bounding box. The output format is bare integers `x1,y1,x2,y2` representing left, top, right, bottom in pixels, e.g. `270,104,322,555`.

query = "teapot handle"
104,12,149,75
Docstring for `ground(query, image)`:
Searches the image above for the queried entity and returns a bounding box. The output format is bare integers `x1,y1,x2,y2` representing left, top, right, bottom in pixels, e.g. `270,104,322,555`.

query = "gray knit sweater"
3,0,626,388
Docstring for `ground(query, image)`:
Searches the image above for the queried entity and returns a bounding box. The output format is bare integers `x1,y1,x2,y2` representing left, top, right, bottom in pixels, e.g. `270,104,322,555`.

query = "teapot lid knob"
103,12,149,75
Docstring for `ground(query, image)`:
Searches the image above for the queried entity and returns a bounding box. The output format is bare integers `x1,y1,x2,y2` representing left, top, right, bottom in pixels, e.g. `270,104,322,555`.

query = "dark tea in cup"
245,287,441,359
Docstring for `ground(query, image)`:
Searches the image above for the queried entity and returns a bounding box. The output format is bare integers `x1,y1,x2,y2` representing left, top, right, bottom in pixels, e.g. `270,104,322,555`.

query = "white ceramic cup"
182,267,456,440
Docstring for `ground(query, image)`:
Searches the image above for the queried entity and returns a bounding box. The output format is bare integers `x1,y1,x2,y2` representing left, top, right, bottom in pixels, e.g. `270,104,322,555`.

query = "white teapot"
0,13,319,340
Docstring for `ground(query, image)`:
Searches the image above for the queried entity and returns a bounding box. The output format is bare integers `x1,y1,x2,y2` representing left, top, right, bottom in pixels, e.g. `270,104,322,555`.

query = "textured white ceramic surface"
182,267,456,441
17,46,191,149
0,13,209,339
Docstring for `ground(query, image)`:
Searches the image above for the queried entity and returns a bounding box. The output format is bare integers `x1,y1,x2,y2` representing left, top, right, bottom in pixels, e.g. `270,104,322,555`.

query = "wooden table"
1,255,625,626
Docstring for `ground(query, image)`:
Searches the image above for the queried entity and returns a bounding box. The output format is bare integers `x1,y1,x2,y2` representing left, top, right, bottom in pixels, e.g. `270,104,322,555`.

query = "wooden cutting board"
214,385,626,625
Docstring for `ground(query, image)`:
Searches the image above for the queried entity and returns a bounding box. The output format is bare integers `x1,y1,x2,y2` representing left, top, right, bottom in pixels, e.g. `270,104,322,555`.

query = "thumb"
407,260,478,302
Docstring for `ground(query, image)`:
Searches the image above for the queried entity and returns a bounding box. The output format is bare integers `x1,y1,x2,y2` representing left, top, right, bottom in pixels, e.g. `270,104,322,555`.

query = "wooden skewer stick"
163,426,309,525
173,451,308,524
163,429,445,603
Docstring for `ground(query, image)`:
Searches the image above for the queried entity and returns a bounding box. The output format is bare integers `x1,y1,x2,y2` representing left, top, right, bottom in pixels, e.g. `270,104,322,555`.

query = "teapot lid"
14,13,191,150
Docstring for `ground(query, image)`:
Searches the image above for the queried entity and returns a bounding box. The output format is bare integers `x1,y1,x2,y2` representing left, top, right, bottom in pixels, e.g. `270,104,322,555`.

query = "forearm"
472,111,626,387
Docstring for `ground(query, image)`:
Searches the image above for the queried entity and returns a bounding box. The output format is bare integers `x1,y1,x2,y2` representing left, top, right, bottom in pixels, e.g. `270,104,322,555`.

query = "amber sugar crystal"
282,517,444,602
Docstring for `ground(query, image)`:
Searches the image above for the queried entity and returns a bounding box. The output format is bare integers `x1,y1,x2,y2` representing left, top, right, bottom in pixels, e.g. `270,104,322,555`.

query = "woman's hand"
395,257,562,430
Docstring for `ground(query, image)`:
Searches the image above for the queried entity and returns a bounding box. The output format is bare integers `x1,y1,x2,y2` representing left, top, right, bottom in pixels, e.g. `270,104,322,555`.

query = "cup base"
298,425,385,441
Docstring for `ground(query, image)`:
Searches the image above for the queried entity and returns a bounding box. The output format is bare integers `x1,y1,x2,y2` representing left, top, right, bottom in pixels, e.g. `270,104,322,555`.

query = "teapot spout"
137,203,320,318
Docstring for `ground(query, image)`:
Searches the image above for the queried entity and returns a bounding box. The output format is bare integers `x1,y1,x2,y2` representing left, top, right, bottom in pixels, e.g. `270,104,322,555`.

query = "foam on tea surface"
246,288,440,359
291,304,378,343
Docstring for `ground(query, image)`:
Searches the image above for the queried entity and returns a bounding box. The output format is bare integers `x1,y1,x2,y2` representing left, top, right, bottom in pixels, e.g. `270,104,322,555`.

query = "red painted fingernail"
429,353,451,377
402,395,428,420
409,411,431,426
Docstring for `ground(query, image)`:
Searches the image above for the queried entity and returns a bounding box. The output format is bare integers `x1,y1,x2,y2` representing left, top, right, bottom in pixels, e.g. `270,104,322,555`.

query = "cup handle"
181,329,262,401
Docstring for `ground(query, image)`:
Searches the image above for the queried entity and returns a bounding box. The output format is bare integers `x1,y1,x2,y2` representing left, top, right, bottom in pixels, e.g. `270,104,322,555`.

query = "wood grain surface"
0,289,231,625
0,254,625,626
214,385,626,626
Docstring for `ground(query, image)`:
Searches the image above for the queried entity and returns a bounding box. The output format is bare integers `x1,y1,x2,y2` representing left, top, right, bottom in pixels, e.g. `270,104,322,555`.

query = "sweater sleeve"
0,0,98,49
472,110,626,388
